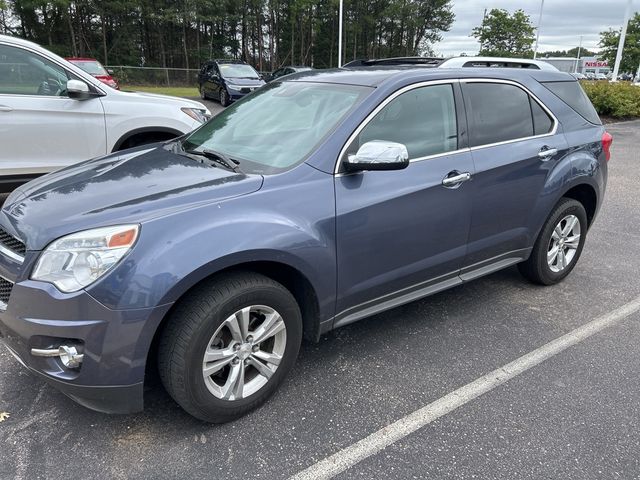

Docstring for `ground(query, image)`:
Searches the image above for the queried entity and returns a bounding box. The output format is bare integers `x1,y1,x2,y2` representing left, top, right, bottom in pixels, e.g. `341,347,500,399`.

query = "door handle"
0,105,12,112
442,171,471,188
538,147,558,160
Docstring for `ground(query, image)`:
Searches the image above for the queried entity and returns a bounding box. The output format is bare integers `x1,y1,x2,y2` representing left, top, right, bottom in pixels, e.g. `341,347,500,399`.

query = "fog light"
31,345,84,368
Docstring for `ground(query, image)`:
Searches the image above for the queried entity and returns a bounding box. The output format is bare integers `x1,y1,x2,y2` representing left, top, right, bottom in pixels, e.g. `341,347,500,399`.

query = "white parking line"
290,295,640,480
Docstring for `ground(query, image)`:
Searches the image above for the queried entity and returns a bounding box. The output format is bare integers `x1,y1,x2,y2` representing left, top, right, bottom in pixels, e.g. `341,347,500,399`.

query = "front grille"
0,276,14,306
240,87,252,93
0,227,26,257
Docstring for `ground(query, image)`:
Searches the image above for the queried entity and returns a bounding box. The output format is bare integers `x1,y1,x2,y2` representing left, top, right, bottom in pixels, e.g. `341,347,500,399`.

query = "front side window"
0,44,69,96
183,81,370,173
353,83,458,160
464,83,536,147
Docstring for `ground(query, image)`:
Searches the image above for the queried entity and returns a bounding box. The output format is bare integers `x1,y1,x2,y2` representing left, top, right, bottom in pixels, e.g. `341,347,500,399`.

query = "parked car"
571,72,586,80
585,72,596,80
595,73,608,81
65,57,119,89
0,59,610,423
0,35,210,191
266,65,313,82
198,59,266,106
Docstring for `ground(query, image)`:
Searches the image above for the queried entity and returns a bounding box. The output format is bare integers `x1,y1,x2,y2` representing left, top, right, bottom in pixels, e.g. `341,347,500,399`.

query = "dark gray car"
0,62,610,423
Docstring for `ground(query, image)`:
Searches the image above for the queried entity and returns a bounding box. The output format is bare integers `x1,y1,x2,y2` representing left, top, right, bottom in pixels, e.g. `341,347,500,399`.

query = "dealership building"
539,56,610,75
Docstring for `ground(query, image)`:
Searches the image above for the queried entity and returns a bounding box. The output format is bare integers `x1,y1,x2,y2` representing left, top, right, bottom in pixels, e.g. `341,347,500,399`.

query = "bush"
581,80,640,119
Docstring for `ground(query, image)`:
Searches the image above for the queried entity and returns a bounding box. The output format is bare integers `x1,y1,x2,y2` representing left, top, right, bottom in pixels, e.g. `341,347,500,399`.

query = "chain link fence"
105,66,200,87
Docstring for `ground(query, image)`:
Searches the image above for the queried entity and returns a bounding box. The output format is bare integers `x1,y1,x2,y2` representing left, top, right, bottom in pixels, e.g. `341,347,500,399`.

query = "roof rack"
342,57,444,67
342,56,559,72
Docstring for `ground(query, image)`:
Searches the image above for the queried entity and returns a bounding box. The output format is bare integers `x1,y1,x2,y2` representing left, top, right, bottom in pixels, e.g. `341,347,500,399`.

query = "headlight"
181,107,211,123
32,225,139,293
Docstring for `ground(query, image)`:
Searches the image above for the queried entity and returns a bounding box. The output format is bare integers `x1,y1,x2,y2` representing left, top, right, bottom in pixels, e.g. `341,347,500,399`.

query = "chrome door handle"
538,147,558,160
442,172,471,187
0,105,13,112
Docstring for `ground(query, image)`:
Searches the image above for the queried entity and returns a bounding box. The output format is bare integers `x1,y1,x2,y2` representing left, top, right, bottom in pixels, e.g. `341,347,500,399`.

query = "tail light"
602,131,613,161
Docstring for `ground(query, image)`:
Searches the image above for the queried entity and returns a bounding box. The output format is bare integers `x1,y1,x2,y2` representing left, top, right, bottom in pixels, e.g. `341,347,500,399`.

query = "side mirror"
344,140,409,172
66,79,92,100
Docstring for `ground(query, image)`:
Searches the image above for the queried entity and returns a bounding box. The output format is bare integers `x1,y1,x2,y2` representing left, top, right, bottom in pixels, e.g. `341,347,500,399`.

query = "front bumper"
0,278,171,414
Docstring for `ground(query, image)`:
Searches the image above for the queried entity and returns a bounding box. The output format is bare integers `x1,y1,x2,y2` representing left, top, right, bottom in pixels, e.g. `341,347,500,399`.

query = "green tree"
471,8,535,58
599,12,640,75
540,47,596,58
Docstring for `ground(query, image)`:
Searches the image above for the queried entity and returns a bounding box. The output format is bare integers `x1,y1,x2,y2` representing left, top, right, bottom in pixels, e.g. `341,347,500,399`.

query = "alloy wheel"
547,214,581,273
202,305,286,400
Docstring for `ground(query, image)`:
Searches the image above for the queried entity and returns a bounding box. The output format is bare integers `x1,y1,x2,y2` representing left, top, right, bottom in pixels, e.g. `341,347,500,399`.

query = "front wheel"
518,198,588,285
199,85,207,100
158,272,302,423
220,88,230,107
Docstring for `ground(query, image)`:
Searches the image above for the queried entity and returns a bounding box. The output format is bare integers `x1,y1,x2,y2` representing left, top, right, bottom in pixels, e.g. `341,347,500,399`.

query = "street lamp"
611,0,633,82
533,0,545,59
338,0,343,67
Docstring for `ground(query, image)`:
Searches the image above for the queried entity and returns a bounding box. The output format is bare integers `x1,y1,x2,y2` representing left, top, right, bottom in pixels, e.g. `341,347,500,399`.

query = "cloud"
435,0,637,56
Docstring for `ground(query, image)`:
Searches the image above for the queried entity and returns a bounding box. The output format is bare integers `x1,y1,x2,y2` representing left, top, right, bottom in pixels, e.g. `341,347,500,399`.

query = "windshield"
183,81,371,174
219,63,260,79
71,60,108,76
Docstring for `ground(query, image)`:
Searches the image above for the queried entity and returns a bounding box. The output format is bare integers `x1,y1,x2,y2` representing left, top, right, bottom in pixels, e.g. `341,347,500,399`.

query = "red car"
65,57,119,89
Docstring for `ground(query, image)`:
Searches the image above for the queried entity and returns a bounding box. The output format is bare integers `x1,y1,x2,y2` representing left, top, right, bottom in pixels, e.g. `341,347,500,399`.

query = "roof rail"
341,55,559,72
438,56,559,71
343,57,444,67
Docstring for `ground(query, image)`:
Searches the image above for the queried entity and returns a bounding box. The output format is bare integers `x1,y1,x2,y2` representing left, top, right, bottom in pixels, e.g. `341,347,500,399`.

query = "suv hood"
1,145,263,250
225,78,265,88
119,90,207,110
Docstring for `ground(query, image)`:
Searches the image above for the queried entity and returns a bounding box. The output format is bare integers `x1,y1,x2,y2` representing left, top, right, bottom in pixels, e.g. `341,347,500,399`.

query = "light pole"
533,0,545,59
611,0,633,82
574,36,583,73
338,0,343,67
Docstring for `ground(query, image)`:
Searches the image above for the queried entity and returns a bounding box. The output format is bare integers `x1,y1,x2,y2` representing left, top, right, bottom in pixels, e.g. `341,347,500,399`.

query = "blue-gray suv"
0,60,611,422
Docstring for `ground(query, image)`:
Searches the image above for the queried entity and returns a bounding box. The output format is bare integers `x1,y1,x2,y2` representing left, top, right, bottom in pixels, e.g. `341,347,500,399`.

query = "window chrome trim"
460,78,559,151
334,79,461,174
334,77,560,174
0,243,24,264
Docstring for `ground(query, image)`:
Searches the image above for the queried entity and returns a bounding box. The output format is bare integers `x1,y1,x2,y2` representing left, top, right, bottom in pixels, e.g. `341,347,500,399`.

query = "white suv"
0,35,210,190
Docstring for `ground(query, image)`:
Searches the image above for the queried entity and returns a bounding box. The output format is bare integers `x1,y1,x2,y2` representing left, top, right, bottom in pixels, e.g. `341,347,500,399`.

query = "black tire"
199,85,208,100
518,198,588,285
158,272,302,423
220,88,230,107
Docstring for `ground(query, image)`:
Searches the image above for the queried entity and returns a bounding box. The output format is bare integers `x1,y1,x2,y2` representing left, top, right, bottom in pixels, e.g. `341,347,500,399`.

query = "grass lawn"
121,85,199,98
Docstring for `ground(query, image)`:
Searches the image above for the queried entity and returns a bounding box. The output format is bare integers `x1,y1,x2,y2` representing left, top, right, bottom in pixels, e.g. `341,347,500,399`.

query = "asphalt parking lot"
1,120,639,479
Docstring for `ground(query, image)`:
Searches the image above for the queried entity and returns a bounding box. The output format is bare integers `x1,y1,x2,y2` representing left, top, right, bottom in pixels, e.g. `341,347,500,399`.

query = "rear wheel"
158,272,302,423
518,198,588,285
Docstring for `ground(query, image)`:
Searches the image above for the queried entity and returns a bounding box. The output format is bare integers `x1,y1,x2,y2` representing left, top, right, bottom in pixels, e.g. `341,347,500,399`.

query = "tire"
518,198,588,285
158,272,302,423
220,88,230,107
199,85,208,100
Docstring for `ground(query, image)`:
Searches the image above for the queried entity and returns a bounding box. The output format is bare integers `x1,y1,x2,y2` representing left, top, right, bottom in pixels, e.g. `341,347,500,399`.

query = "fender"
111,126,184,152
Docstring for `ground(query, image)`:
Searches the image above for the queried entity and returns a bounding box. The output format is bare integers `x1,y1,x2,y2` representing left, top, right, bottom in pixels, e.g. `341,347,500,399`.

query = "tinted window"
356,84,458,159
530,98,553,135
465,83,534,146
543,80,601,125
0,44,68,96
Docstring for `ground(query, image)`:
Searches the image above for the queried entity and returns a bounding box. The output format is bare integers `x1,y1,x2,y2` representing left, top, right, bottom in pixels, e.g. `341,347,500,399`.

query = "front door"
334,82,474,323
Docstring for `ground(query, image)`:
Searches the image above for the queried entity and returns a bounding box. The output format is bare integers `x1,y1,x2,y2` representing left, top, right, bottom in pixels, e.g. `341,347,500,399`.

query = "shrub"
581,80,640,119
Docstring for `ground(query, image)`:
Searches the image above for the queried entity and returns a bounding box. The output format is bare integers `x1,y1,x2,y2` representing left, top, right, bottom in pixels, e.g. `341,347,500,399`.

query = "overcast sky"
434,0,637,56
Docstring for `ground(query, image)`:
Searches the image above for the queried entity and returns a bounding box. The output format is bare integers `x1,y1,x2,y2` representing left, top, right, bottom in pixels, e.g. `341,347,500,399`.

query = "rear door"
0,43,106,176
334,82,475,322
460,80,568,274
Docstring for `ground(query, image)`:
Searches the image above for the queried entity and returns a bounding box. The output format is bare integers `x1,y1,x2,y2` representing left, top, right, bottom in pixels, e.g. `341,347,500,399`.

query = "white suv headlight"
32,225,139,293
181,107,211,123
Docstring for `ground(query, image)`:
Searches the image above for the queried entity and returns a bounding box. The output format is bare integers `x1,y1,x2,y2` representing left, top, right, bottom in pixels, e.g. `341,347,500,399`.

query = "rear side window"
543,81,601,125
530,99,553,135
464,83,534,146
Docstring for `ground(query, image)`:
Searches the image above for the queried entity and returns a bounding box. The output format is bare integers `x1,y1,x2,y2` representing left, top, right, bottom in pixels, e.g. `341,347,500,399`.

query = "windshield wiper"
184,148,242,173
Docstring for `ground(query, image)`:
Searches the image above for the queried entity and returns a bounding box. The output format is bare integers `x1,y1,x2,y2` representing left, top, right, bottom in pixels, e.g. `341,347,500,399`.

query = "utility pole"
480,8,487,53
533,0,545,59
338,0,343,67
611,0,633,82
574,36,583,73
